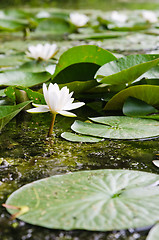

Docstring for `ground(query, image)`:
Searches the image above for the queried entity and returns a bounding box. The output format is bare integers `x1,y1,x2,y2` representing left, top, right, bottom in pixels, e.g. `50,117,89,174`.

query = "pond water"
1,111,159,240
1,1,159,240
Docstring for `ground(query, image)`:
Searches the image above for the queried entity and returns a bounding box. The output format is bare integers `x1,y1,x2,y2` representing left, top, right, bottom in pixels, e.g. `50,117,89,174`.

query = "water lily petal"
58,86,70,108
26,43,58,61
32,103,49,108
48,83,60,113
70,12,89,27
27,106,50,113
43,83,49,106
64,102,85,110
58,110,77,117
48,44,58,59
45,65,56,75
42,43,51,60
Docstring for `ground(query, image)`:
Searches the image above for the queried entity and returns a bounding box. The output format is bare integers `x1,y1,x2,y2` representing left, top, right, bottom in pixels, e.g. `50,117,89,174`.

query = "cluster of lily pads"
1,7,159,239
2,43,159,139
0,8,159,43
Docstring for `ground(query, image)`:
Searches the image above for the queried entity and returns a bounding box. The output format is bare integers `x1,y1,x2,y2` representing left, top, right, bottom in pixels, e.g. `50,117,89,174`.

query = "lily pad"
52,45,116,83
61,132,103,142
0,71,51,87
0,18,28,31
36,17,73,34
0,101,31,131
146,223,159,240
69,31,126,40
5,86,45,104
104,85,159,111
71,116,159,139
0,53,28,68
95,54,159,85
123,97,158,117
4,169,159,231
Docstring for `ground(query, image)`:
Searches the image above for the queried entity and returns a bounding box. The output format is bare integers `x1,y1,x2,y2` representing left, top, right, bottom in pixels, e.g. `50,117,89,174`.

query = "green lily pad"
0,101,31,131
69,31,126,40
146,223,159,240
52,45,116,84
36,17,73,34
0,89,5,97
104,85,159,111
71,116,159,139
61,132,103,142
4,169,159,231
136,66,159,82
95,54,159,85
18,61,50,72
123,97,158,116
5,86,45,104
0,18,28,31
0,71,51,87
58,80,98,94
0,53,28,68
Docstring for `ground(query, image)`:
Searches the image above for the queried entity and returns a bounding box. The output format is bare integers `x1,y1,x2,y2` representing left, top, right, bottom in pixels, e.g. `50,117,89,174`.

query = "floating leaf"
0,18,28,31
136,66,159,82
104,85,159,111
36,17,73,34
61,132,103,142
69,31,126,40
71,116,159,139
152,160,159,168
123,97,158,116
18,61,51,72
0,53,28,68
0,71,51,87
95,54,159,85
59,80,97,94
5,86,45,104
0,101,31,131
52,45,116,84
146,223,159,240
4,169,159,231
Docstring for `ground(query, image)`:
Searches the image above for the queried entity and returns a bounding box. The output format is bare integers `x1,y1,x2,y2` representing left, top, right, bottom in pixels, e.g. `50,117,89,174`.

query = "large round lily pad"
5,169,159,231
71,116,159,139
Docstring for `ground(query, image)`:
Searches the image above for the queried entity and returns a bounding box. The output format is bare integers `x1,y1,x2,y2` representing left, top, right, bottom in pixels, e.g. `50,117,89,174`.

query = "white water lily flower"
26,43,58,61
111,11,128,23
0,11,6,19
27,83,85,136
36,11,50,18
141,10,158,23
70,12,89,27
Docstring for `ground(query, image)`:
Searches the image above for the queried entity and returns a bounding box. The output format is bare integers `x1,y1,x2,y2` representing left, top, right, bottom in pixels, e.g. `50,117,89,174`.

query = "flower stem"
48,114,56,137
